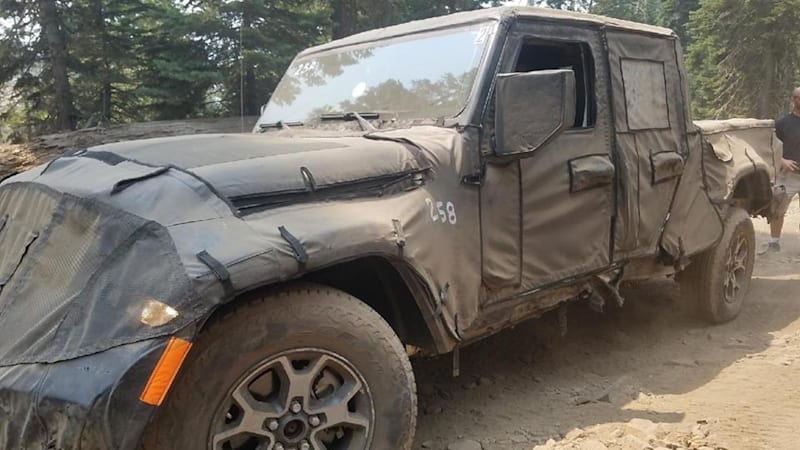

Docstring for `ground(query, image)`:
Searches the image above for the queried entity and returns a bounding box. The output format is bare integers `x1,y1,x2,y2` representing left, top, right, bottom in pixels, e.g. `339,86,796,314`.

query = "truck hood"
0,126,457,365
84,133,430,212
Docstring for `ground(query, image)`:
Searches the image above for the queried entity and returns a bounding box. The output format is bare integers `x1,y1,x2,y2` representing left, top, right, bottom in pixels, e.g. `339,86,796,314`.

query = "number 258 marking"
425,198,457,225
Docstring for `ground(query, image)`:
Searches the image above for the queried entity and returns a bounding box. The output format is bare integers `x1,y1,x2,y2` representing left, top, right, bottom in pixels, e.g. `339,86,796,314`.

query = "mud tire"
142,283,416,450
680,207,755,324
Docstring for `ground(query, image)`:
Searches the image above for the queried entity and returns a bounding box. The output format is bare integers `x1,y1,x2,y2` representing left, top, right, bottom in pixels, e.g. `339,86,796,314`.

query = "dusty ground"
413,205,800,450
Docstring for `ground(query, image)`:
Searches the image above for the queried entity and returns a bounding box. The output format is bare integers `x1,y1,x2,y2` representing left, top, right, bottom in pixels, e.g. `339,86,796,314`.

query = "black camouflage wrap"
0,126,475,449
0,6,776,450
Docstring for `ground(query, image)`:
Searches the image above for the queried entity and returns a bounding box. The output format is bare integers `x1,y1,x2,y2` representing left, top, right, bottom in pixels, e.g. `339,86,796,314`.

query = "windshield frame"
255,18,502,131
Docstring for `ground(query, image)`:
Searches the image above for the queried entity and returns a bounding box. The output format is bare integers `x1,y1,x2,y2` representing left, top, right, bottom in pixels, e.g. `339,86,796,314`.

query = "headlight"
140,299,179,327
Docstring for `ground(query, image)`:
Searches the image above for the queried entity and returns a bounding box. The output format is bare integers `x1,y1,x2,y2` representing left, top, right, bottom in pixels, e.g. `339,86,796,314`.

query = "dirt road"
414,206,800,450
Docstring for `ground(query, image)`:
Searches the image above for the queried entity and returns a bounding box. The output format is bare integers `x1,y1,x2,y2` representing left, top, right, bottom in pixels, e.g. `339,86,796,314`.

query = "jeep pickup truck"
0,6,779,450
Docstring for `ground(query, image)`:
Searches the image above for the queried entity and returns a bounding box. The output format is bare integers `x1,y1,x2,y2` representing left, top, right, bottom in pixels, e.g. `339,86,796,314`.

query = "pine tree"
0,0,77,134
687,0,800,119
0,1,46,139
126,1,221,120
188,0,330,117
0,0,536,140
658,0,699,46
190,0,501,117
37,0,75,130
1,0,222,136
591,0,661,24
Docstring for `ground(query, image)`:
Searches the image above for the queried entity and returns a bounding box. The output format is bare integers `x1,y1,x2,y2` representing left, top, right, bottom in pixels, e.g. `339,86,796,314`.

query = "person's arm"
774,120,797,171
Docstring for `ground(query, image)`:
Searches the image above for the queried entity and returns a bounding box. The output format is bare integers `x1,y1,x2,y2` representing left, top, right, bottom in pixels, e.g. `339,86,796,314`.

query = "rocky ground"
413,205,800,450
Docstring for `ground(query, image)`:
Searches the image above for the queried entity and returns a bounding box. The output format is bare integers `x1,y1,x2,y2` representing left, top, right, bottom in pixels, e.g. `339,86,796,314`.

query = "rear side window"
620,59,670,130
513,40,596,129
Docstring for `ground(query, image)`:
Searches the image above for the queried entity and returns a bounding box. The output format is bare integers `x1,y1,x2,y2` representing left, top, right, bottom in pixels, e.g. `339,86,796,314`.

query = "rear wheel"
142,283,416,450
679,207,755,323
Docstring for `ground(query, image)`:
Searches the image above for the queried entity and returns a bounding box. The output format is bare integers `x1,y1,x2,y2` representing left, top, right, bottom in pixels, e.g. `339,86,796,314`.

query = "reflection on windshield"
260,23,495,124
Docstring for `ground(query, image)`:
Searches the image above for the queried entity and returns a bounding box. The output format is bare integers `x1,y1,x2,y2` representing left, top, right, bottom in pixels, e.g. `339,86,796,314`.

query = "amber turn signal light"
139,337,192,406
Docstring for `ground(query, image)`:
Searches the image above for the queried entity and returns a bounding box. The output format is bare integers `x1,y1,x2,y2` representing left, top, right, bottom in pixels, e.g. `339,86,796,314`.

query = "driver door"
480,22,616,304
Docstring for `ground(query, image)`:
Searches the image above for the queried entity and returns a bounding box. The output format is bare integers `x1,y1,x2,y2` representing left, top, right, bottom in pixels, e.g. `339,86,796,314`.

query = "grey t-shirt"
776,113,800,162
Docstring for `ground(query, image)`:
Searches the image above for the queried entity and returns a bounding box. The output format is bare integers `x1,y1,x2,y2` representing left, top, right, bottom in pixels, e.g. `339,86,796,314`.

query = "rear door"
606,31,690,259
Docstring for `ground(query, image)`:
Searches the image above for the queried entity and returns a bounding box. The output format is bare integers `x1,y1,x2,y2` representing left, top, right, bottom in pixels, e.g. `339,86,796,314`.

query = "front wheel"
679,207,755,323
142,283,417,450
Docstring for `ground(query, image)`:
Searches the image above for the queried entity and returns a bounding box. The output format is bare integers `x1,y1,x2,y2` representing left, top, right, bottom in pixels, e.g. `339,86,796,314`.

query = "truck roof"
300,6,676,57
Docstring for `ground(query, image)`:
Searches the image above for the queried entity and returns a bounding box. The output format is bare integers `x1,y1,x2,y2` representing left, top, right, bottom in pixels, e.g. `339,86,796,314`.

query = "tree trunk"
91,0,112,125
244,66,259,116
38,0,75,130
240,8,259,116
757,48,775,119
332,0,358,39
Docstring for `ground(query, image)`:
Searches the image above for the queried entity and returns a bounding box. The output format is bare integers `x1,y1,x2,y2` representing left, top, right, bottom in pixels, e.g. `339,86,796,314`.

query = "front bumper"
0,338,167,450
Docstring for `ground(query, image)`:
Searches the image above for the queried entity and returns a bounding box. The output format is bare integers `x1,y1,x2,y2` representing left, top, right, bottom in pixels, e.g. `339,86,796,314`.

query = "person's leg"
768,187,792,251
771,215,785,238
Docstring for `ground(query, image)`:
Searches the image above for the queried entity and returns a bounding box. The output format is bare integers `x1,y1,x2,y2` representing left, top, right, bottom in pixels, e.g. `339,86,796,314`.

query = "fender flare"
196,252,459,356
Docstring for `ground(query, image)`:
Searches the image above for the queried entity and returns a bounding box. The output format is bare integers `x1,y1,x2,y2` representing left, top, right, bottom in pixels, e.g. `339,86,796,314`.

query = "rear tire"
142,283,416,450
679,207,755,323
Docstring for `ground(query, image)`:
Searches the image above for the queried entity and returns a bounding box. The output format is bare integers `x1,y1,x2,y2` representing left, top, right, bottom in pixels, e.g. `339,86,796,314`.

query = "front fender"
172,189,466,348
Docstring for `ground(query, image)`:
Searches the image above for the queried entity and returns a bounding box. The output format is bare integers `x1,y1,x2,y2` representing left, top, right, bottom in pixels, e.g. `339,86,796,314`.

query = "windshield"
258,23,496,126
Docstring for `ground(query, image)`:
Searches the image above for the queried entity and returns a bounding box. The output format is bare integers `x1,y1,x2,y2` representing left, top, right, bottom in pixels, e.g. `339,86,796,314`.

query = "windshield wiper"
319,111,378,132
258,120,303,132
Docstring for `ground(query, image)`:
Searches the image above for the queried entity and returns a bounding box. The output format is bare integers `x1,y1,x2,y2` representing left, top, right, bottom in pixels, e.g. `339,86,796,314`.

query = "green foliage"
0,0,797,139
0,0,503,139
687,0,800,119
1,0,222,136
592,0,662,24
395,0,503,22
0,0,56,137
658,0,698,45
189,0,331,116
68,0,221,124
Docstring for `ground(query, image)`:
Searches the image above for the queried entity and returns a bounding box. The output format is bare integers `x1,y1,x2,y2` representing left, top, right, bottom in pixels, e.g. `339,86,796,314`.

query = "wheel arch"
731,168,772,216
202,256,456,356
301,256,454,355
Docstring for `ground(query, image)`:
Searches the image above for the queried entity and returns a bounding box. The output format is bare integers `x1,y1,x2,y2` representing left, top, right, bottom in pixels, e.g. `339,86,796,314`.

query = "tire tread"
142,283,417,450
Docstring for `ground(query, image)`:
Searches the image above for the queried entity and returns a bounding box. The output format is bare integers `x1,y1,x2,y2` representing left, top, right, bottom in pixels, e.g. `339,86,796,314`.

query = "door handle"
650,151,684,184
569,154,615,193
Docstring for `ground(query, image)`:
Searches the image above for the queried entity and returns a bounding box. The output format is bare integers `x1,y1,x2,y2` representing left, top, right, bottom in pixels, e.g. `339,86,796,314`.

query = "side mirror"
494,69,576,158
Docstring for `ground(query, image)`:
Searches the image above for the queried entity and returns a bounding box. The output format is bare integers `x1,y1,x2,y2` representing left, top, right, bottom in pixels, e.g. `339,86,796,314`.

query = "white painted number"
447,201,457,224
436,201,446,223
425,198,457,225
425,198,437,222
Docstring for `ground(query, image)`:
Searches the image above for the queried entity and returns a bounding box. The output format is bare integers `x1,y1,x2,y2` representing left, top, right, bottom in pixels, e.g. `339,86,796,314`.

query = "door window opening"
513,40,596,128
